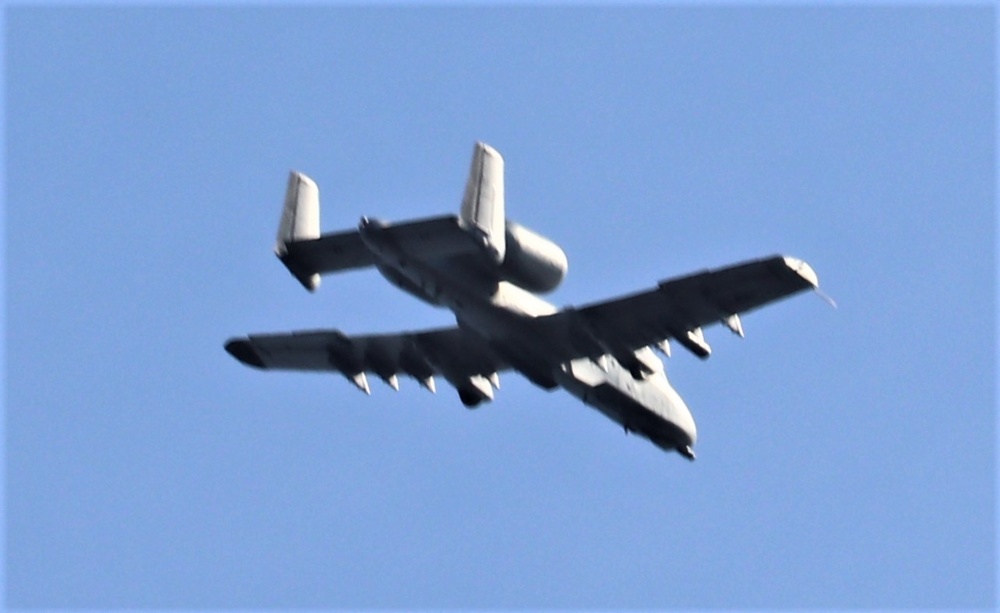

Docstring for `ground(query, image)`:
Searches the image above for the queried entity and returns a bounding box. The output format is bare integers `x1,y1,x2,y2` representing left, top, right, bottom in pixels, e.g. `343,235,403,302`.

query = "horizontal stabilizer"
280,229,376,280
357,215,488,262
277,215,487,293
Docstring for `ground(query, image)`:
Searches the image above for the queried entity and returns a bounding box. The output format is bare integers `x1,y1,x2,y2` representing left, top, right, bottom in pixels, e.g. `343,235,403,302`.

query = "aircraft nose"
677,407,697,447
668,388,697,447
676,415,697,461
660,372,698,451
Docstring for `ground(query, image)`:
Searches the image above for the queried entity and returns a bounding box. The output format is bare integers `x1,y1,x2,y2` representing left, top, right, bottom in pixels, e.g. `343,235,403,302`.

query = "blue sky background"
5,4,995,609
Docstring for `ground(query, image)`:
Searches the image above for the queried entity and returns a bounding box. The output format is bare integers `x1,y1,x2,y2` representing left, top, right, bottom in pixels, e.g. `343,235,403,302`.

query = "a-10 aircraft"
225,142,822,460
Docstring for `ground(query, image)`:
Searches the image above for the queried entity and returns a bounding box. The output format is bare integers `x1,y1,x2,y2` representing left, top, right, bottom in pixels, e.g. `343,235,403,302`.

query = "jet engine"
499,221,568,293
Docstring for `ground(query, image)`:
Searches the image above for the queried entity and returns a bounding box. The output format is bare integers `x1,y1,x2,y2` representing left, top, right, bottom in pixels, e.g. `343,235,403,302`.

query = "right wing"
225,326,507,397
524,255,819,371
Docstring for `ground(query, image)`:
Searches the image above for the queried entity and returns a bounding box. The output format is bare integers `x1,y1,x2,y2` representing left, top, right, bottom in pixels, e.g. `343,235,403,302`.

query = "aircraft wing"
531,255,819,363
225,325,507,394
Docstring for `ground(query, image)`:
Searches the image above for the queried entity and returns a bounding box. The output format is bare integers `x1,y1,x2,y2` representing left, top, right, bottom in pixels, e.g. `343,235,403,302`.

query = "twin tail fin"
459,142,506,264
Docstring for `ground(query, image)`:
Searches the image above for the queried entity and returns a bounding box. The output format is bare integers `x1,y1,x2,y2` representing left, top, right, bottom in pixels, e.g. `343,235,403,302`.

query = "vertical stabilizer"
277,171,320,249
460,142,506,263
275,171,321,291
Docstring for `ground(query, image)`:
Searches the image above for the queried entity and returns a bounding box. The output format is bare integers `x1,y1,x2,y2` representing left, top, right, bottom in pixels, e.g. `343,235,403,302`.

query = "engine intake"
500,221,568,293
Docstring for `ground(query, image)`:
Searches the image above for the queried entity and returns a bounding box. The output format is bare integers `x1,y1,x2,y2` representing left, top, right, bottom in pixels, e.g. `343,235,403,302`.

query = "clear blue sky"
5,4,995,609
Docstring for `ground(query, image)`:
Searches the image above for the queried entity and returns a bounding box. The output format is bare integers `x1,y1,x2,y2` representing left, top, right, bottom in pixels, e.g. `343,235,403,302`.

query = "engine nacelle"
500,221,568,293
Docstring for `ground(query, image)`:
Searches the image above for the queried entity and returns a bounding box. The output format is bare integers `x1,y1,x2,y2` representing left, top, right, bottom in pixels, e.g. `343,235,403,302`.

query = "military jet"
225,142,822,460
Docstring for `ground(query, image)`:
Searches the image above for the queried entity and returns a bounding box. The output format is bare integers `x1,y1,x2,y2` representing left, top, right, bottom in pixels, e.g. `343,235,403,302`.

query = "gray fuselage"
358,217,698,458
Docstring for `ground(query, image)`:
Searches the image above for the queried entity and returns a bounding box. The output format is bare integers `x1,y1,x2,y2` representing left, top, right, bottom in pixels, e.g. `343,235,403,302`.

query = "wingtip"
782,256,819,289
225,339,266,369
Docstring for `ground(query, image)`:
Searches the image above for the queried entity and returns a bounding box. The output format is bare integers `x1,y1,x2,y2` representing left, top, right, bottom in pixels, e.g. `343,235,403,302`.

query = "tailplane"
459,142,506,263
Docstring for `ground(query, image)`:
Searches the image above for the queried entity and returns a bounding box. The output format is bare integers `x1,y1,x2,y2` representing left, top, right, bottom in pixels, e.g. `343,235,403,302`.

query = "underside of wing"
225,326,507,404
529,255,819,363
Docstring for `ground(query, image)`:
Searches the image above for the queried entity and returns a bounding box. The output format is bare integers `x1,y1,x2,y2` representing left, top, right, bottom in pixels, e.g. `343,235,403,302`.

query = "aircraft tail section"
277,171,320,248
460,142,506,263
271,166,491,293
275,171,322,291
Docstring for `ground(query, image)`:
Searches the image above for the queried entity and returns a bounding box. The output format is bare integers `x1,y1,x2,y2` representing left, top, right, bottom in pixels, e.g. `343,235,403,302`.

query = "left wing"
525,255,819,372
225,326,507,399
